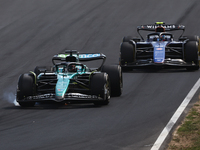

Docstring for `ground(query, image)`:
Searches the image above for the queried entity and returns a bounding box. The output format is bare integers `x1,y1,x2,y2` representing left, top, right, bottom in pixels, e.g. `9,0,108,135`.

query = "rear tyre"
90,73,110,105
34,66,53,76
120,42,135,71
101,65,122,97
183,35,200,52
185,35,199,42
123,36,134,42
122,36,140,42
17,73,36,107
186,35,200,53
185,41,199,71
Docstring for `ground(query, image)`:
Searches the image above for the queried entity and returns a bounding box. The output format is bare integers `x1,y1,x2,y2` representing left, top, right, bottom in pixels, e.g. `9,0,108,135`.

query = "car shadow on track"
3,102,106,110
122,68,198,73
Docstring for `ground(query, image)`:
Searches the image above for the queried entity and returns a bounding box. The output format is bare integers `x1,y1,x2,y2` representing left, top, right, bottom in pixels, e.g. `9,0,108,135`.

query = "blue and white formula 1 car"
16,50,122,107
120,22,200,71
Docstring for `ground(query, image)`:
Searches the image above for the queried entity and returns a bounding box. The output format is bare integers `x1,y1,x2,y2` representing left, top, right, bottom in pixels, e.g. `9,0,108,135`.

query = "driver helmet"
153,37,157,41
68,65,77,72
160,35,165,41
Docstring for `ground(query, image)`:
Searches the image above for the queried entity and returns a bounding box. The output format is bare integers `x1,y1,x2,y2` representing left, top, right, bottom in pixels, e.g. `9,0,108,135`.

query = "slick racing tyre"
101,65,122,97
122,36,140,42
185,35,199,43
185,35,200,53
34,66,53,76
17,73,36,107
120,42,135,71
185,41,199,71
90,73,110,105
123,36,134,42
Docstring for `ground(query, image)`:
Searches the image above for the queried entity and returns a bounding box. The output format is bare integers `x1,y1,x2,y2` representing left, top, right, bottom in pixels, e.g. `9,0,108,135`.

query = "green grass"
177,108,199,134
168,103,200,150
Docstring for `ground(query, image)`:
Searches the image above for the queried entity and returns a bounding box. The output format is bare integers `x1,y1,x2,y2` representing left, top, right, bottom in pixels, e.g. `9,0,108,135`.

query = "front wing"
121,59,197,69
17,93,104,103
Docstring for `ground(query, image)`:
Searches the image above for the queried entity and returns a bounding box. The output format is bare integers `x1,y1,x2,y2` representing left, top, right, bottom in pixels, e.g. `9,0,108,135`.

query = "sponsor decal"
25,94,54,100
79,54,100,58
157,48,162,50
65,93,98,99
146,25,176,29
58,54,68,58
155,45,165,48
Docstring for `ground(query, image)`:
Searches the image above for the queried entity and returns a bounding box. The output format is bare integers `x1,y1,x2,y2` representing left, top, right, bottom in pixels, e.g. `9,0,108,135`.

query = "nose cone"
55,95,64,100
55,75,70,100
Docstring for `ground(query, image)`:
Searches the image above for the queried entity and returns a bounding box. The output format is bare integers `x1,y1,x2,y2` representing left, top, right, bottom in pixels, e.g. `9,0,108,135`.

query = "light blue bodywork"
152,41,168,63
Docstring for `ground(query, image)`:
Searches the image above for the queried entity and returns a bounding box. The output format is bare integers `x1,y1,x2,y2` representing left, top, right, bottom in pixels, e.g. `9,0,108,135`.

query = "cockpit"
147,33,173,42
55,63,84,73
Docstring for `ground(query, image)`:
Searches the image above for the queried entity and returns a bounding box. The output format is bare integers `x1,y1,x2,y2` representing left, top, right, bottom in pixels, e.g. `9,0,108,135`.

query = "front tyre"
90,73,110,105
17,73,36,107
101,65,123,97
185,41,199,71
120,42,135,71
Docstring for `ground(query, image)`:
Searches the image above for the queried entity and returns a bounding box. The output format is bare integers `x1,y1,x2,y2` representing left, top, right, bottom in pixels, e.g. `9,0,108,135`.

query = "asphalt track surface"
1,1,200,150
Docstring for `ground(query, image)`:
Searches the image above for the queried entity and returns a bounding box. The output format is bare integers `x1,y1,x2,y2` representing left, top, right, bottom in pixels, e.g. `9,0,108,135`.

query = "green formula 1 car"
16,50,122,107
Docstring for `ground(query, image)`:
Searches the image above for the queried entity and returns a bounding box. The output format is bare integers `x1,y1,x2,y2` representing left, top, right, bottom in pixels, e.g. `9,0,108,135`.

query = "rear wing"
52,50,106,70
79,53,106,61
52,50,78,65
137,22,185,40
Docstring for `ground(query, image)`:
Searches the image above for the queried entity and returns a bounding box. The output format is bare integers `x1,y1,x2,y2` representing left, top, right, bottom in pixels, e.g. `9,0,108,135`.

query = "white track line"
151,78,200,150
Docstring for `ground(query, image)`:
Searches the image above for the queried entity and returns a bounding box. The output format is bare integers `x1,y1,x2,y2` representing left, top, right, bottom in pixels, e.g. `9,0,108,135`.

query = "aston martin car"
17,50,122,107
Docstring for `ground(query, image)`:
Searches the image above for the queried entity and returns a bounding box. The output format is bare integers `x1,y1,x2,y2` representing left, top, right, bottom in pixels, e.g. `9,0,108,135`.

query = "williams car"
120,22,200,71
